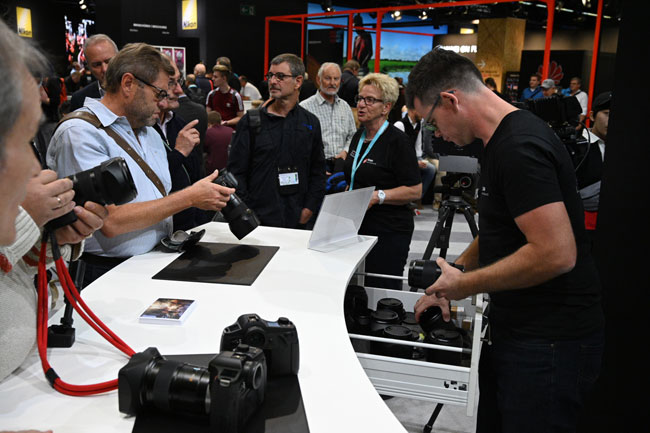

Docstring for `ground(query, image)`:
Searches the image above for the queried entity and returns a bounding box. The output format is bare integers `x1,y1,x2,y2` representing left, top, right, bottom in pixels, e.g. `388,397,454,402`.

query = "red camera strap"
36,237,135,396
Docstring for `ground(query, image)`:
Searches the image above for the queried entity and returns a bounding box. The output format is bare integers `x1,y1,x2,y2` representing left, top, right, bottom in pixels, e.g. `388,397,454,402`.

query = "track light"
321,0,333,13
391,10,402,21
419,10,428,20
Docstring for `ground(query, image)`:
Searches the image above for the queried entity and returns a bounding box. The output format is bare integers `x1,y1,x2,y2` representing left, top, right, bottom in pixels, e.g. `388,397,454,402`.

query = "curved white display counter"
0,222,412,433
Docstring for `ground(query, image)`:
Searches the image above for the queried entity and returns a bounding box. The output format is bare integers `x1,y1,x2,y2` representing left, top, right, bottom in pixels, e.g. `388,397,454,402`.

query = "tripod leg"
423,403,444,433
461,207,479,239
423,206,451,260
438,207,457,259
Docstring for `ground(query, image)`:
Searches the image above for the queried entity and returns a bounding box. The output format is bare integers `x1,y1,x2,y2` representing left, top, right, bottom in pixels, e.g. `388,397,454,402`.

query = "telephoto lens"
418,306,445,334
408,259,464,289
369,309,401,336
213,170,260,240
45,157,137,230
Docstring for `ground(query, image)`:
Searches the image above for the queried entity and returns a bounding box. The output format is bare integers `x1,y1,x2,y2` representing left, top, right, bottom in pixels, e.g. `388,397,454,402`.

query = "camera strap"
36,231,135,396
56,111,167,198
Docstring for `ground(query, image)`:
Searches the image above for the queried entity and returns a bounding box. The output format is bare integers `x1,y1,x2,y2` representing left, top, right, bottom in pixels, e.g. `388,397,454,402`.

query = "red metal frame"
586,0,604,126
264,0,602,112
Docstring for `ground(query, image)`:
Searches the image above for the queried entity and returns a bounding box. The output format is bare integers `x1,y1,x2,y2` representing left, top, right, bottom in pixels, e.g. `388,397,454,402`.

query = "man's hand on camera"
55,201,108,245
188,170,235,211
414,293,451,322
22,169,75,227
425,257,467,301
175,119,200,157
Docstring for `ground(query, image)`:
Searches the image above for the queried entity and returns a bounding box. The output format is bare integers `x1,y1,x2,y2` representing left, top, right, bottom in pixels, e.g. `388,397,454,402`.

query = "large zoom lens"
45,157,137,230
118,347,210,417
408,259,464,289
214,170,260,240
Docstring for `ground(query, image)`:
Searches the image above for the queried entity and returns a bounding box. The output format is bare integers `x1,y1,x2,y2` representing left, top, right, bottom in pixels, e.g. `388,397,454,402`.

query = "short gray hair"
270,53,305,78
83,33,118,56
104,43,174,94
318,62,341,80
0,19,47,162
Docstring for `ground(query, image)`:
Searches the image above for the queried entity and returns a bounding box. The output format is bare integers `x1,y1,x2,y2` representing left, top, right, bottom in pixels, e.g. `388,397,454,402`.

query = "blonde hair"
359,73,399,106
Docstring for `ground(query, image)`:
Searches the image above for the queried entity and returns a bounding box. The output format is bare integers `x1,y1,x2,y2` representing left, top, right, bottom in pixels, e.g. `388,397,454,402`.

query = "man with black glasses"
48,43,234,286
408,48,604,433
227,53,325,229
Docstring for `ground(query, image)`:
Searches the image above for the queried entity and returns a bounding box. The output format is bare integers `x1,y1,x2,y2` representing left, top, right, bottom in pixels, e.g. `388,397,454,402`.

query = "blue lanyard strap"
350,120,388,190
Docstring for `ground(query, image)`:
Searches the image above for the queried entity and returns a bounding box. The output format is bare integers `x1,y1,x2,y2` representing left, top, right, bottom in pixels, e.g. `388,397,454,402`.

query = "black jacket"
227,101,326,228
338,70,359,107
173,95,208,154
70,81,102,112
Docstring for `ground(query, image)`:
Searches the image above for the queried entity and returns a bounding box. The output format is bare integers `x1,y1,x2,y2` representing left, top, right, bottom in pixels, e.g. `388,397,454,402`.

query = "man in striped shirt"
206,64,244,128
300,62,357,165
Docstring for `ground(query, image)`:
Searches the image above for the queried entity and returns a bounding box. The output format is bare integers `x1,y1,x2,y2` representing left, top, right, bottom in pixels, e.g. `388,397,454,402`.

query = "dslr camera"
45,157,137,230
221,314,300,377
213,170,260,240
118,344,266,433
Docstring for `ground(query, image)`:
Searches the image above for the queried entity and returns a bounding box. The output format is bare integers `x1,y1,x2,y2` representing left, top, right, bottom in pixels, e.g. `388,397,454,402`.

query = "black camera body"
213,170,260,240
45,157,137,230
209,344,267,433
118,345,266,433
221,314,299,377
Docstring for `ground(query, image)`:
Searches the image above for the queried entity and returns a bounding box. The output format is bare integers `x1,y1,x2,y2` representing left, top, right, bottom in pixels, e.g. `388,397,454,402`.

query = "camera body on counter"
221,313,300,377
118,314,300,432
118,344,266,433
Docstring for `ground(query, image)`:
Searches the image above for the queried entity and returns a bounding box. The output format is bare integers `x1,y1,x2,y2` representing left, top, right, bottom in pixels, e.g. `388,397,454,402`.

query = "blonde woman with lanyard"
343,73,421,289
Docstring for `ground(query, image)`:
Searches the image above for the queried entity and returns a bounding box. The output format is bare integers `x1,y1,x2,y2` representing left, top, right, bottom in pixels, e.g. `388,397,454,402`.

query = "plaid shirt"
300,91,357,159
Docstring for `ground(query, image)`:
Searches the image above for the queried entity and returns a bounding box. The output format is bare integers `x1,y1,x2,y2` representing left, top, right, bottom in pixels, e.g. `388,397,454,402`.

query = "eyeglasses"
354,95,385,106
424,90,454,132
169,77,184,89
266,72,297,81
132,74,169,101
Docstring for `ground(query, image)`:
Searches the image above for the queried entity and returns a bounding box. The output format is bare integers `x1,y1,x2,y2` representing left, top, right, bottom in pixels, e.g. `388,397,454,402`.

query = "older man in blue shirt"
48,43,234,286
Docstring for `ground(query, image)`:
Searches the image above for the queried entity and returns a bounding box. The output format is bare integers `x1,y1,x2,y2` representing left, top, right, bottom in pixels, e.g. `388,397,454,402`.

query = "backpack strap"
56,111,167,197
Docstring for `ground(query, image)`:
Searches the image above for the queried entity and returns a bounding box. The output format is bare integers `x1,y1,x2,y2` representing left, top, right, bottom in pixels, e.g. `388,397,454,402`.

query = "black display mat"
152,243,279,286
132,353,309,433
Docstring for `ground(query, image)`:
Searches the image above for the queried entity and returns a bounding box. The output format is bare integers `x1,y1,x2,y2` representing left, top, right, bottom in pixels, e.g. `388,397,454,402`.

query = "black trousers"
361,230,412,290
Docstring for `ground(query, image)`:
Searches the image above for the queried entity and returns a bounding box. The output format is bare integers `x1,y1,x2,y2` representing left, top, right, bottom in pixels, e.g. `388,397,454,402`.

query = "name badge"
278,172,299,186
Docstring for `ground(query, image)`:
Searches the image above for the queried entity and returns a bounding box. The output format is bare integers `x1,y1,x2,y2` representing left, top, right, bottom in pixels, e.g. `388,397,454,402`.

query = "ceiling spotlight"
80,4,87,9
79,0,85,4
321,1,333,13
419,11,428,20
391,10,402,21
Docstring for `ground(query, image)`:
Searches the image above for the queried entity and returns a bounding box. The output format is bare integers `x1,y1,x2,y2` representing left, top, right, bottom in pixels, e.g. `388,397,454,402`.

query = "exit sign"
240,4,255,16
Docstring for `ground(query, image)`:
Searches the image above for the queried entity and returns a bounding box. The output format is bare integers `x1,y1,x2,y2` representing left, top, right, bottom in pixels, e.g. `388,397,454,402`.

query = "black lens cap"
418,306,444,333
371,309,400,324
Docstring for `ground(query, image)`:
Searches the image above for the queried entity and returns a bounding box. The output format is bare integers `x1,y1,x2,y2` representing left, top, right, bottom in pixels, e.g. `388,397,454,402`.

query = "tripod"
416,188,478,433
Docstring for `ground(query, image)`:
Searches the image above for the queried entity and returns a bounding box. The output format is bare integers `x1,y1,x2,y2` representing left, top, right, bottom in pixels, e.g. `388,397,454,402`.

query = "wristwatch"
377,190,386,205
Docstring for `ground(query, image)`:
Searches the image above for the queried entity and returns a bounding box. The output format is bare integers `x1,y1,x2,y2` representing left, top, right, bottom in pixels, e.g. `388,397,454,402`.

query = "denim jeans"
476,324,605,433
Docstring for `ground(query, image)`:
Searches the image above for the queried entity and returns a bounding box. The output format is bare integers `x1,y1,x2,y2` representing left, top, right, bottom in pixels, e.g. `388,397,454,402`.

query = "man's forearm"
100,189,193,237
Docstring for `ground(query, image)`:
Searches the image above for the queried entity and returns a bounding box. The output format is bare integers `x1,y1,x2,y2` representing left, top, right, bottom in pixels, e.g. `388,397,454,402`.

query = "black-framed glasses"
424,90,455,132
132,73,169,101
266,72,297,81
169,77,184,89
354,95,385,106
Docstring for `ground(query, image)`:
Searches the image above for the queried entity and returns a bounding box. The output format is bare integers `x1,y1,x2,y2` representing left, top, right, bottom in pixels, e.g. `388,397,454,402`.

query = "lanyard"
350,120,388,190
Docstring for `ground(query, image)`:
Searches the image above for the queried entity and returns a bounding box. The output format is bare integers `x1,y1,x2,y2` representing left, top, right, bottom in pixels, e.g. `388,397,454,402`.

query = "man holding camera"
407,49,604,432
48,43,234,287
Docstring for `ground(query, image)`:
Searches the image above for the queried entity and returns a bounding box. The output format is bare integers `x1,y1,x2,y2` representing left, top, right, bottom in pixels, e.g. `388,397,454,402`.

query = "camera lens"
214,170,260,240
418,306,444,333
408,259,441,289
425,328,463,365
377,298,405,320
143,358,211,416
71,157,137,206
244,328,266,347
370,325,418,359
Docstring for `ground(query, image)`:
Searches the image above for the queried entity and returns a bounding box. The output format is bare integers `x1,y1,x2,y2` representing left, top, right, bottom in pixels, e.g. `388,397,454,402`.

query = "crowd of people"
0,16,608,432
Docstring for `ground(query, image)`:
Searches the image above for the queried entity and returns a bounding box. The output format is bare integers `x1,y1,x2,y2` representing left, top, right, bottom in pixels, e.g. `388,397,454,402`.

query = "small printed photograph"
140,298,195,321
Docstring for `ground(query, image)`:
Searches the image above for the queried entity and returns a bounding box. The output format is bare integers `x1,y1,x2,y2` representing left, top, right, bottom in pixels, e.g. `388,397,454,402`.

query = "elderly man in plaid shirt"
301,62,357,172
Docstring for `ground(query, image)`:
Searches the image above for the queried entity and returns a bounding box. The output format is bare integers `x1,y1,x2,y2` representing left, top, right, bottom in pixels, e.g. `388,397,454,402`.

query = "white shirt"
582,127,605,161
394,116,424,158
573,90,588,116
240,82,262,101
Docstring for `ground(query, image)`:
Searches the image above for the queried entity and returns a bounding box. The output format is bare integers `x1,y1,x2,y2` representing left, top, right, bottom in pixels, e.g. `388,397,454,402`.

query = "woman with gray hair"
343,73,421,289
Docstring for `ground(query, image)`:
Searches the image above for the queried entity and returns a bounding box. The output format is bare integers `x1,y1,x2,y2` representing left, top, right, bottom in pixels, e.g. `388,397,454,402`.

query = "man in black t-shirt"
406,48,604,432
